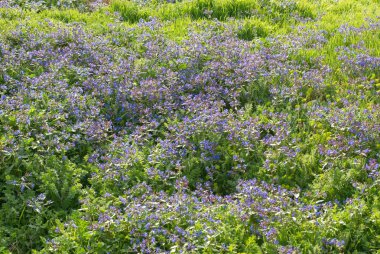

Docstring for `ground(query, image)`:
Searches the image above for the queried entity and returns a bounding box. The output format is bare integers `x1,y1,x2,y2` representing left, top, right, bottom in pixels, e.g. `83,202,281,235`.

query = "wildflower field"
0,0,379,253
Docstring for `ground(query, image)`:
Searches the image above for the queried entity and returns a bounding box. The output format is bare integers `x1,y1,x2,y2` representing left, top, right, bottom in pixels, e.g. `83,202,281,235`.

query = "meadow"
0,0,379,253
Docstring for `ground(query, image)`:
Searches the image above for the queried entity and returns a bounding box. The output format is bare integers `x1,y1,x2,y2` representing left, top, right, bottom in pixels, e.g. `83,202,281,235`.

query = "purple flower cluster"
48,178,302,253
1,12,380,253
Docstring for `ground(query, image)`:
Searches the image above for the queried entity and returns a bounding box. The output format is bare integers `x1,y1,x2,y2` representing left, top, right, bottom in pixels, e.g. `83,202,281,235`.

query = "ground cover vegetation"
0,0,379,253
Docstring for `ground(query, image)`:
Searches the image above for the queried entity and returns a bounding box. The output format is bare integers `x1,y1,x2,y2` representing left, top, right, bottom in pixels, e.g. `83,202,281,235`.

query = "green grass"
2,0,379,45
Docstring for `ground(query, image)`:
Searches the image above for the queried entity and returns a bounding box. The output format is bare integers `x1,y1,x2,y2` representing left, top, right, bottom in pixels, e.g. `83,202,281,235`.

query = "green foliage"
0,150,88,252
1,0,380,253
187,0,257,20
237,19,270,41
111,0,149,22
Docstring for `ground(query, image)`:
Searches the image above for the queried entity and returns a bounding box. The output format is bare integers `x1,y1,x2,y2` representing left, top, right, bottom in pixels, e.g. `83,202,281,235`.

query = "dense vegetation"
0,0,379,253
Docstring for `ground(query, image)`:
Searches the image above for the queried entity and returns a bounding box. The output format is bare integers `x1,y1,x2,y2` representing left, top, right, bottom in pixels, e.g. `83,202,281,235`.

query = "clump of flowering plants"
1,0,380,253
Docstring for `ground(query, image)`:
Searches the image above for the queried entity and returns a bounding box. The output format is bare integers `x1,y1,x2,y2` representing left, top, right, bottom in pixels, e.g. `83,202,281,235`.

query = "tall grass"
109,0,315,23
